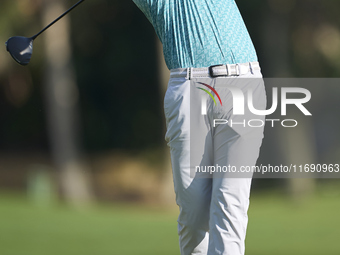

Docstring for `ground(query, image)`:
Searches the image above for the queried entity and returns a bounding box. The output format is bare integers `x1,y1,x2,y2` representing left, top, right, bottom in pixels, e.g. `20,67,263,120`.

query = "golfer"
132,1,266,255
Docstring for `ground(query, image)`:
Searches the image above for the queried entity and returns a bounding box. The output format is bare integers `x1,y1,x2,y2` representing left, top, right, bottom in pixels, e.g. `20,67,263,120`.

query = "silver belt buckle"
209,64,225,78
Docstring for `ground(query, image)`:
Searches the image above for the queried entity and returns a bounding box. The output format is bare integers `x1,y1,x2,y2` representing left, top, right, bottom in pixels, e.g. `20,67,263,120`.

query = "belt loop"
226,64,230,76
235,64,240,76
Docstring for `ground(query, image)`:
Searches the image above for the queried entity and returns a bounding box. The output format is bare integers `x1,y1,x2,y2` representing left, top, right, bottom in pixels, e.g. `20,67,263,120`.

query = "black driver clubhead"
6,36,33,66
6,0,84,66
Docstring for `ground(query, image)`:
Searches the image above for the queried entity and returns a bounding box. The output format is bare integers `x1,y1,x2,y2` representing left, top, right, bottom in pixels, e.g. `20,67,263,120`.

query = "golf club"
5,0,85,66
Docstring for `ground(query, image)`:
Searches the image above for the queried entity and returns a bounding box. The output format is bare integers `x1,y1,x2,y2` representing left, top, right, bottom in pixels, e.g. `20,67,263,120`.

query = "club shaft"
31,0,85,40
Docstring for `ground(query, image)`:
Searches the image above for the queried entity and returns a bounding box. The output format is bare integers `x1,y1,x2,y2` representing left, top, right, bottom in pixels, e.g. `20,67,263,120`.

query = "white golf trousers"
164,64,266,255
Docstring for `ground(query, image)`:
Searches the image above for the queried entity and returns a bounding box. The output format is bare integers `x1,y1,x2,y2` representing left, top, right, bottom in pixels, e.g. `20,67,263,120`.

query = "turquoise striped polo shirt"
132,0,258,70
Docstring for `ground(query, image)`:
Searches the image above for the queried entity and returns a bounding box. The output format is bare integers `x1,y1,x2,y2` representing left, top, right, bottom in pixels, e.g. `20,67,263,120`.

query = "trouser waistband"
170,61,260,79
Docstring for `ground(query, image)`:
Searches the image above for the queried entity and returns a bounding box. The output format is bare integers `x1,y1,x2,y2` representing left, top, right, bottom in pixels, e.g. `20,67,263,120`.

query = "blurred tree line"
0,0,162,154
1,0,340,153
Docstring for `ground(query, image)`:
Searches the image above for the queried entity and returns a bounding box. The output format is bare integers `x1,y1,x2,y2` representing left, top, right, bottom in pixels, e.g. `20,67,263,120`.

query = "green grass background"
0,190,339,255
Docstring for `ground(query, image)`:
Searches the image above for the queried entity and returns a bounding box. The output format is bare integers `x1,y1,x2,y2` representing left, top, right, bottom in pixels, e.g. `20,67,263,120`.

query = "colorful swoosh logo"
196,82,223,106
